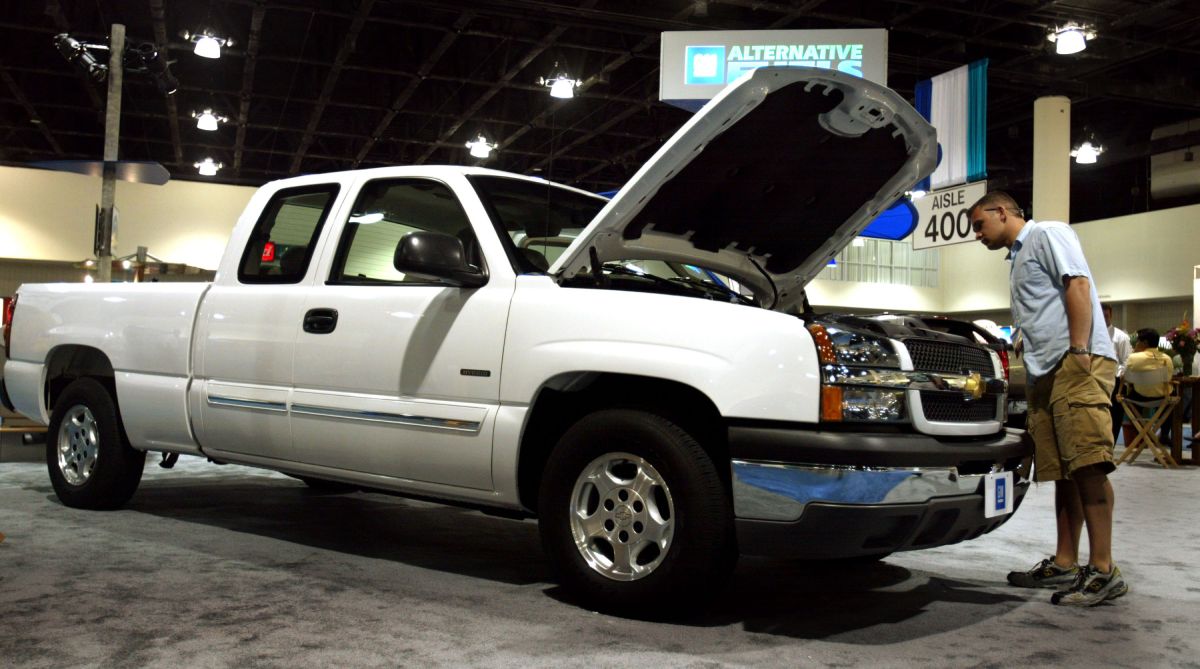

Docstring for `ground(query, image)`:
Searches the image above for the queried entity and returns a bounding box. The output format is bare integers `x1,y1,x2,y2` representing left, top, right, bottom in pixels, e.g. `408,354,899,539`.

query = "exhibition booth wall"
0,165,255,269
1,164,1196,318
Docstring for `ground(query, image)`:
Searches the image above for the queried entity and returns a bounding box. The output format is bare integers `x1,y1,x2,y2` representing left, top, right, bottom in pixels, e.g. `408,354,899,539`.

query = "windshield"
468,175,756,305
468,175,605,274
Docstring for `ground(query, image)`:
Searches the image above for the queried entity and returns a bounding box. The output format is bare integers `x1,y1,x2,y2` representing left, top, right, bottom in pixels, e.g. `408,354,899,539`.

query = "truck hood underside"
552,67,937,310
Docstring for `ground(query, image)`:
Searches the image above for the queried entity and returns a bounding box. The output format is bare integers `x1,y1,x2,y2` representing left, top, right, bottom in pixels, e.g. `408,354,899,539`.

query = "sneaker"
1007,557,1080,589
1051,564,1129,606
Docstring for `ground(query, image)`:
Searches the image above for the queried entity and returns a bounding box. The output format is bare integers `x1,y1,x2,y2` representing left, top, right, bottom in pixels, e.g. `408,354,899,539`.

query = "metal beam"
147,0,182,167
42,0,104,110
234,2,266,173
496,3,693,158
415,1,599,165
0,123,619,165
288,0,377,174
354,11,474,167
0,60,62,154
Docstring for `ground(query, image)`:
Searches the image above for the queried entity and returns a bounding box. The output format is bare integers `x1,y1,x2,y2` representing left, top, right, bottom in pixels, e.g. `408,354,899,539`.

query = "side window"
330,178,480,284
239,184,339,284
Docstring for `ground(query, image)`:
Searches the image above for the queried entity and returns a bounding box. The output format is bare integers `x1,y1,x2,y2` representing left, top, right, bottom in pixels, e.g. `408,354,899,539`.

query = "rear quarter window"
238,184,340,284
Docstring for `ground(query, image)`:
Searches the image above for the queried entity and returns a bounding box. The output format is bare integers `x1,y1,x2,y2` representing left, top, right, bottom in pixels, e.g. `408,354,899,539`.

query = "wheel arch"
516,372,728,513
44,344,117,414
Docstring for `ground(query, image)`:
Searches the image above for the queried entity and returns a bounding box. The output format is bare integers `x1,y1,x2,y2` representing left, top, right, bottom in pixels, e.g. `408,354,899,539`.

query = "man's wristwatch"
1067,346,1091,355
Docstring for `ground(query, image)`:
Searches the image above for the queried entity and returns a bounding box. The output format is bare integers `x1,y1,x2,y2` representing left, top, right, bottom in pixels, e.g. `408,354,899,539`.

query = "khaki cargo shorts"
1026,354,1117,481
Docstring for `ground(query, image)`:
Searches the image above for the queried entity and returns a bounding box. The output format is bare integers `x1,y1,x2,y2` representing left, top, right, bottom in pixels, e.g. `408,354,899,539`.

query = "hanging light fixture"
194,157,223,176
539,63,579,99
1071,141,1103,164
465,135,496,159
192,109,228,131
1047,24,1094,55
183,31,232,59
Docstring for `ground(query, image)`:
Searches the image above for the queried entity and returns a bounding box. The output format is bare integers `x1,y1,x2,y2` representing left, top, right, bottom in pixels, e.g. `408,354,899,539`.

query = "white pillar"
1032,96,1070,223
1193,265,1199,326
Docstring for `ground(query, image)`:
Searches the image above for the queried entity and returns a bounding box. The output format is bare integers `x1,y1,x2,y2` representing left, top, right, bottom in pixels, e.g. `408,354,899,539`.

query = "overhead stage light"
1048,24,1094,55
466,135,496,159
539,64,579,99
1071,141,1103,164
194,157,223,176
193,109,227,131
184,31,232,59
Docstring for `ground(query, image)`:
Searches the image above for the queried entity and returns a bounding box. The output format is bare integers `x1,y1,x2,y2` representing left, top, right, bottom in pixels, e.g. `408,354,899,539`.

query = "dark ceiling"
2,0,1198,222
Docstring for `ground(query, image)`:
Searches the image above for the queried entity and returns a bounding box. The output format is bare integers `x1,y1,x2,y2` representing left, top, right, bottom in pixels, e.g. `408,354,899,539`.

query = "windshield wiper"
603,263,749,304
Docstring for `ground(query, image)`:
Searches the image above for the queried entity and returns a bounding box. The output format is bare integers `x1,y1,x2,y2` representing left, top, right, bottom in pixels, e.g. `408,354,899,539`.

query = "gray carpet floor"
1,444,1198,668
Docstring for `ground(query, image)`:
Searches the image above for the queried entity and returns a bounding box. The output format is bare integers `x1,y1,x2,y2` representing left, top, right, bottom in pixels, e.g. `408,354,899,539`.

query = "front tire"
538,409,736,613
46,378,145,509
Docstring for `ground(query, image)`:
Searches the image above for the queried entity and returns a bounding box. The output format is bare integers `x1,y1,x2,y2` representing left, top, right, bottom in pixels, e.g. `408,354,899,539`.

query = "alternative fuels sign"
660,29,888,111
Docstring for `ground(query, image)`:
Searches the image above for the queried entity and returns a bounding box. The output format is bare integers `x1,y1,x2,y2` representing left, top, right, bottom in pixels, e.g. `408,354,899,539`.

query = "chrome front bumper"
732,460,1032,522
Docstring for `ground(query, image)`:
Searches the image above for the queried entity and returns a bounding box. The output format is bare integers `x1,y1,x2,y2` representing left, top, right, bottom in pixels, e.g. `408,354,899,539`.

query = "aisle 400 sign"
911,181,988,251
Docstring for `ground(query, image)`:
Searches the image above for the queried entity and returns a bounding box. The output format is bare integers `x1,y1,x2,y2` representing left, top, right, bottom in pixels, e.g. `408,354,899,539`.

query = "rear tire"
46,378,145,509
538,409,736,614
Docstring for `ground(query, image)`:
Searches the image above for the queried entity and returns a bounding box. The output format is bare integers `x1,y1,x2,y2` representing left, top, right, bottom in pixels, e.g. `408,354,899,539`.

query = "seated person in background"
1122,328,1174,446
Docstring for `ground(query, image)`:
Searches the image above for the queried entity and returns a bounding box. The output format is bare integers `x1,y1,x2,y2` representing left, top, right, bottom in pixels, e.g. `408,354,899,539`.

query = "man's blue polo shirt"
1009,220,1115,378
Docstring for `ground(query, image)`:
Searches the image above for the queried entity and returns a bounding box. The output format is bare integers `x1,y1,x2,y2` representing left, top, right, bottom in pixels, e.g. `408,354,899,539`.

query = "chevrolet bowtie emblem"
963,372,985,400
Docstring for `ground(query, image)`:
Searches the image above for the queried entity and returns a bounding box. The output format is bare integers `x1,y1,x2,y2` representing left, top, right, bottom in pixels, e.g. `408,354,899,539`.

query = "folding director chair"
1115,366,1179,468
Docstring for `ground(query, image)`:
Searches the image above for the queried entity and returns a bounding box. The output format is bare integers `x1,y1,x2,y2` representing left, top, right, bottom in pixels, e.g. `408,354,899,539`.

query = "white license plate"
984,471,1014,518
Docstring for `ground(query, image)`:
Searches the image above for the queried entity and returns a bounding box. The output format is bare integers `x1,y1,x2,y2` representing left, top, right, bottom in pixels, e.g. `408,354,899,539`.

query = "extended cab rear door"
286,172,513,490
191,178,347,462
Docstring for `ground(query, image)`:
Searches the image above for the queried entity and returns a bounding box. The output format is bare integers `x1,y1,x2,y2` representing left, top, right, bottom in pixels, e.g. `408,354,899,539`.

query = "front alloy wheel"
569,452,674,581
539,409,735,613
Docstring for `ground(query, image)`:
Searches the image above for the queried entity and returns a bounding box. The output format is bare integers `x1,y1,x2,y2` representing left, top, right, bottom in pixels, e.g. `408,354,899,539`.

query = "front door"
288,176,510,490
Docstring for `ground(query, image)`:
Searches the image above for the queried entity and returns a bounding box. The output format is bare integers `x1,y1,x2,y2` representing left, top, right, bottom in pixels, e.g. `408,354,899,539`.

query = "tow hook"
159,452,179,469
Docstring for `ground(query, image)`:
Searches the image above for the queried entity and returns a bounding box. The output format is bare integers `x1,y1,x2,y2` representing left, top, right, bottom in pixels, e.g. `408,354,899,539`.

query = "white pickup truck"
2,68,1030,612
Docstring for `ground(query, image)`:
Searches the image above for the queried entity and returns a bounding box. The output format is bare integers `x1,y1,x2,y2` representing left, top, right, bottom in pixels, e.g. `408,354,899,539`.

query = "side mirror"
394,231,486,288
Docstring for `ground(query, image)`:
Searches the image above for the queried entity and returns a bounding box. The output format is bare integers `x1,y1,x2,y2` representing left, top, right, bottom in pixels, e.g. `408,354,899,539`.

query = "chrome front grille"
905,339,993,375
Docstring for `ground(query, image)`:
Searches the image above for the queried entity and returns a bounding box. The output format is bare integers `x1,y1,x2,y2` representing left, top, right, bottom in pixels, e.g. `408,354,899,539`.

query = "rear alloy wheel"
539,409,735,613
46,378,145,509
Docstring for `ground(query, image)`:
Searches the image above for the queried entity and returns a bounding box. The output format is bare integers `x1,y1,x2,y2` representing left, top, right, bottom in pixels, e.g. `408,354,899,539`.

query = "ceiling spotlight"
1047,24,1094,55
53,33,108,82
192,109,227,131
907,189,927,200
194,157,223,176
539,64,579,99
465,135,496,159
184,31,231,59
1071,141,1103,164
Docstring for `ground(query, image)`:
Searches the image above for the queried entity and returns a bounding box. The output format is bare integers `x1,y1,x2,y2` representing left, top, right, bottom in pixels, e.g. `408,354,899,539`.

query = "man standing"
1103,303,1132,442
969,191,1127,607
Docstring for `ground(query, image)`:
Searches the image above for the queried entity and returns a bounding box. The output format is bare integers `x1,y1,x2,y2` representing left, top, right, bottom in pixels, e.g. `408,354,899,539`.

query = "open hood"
550,66,937,311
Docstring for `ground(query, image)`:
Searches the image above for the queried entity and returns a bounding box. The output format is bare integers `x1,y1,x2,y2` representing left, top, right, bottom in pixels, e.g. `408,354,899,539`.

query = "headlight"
810,324,906,423
824,326,900,368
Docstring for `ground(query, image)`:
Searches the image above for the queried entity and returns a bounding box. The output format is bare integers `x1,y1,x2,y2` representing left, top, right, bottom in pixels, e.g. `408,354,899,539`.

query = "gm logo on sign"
685,45,725,85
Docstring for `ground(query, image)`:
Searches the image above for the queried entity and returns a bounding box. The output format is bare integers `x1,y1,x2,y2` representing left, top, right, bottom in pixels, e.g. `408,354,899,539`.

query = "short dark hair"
967,191,1025,219
1136,328,1160,348
1101,303,1113,315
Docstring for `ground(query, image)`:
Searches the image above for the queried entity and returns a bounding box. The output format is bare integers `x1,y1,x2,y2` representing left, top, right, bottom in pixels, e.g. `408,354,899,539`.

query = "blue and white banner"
913,59,987,191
